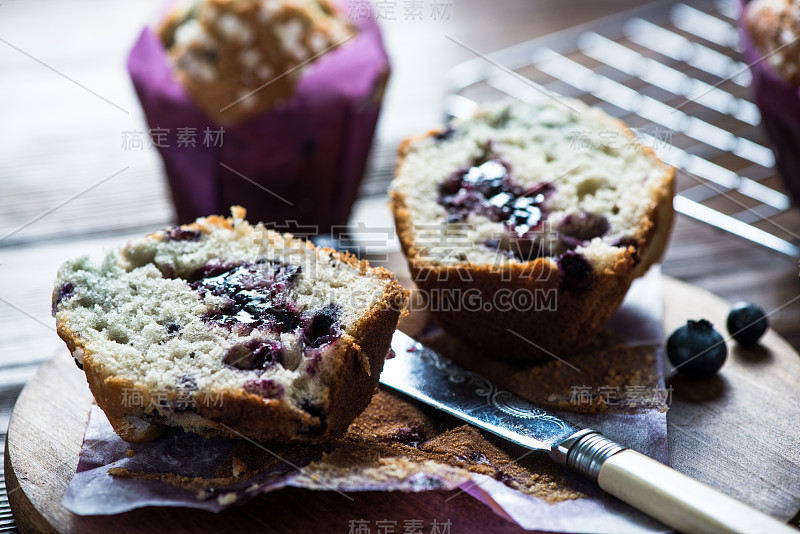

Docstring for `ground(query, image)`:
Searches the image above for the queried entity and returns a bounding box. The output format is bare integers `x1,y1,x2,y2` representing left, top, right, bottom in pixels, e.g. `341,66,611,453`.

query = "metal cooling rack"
444,0,800,257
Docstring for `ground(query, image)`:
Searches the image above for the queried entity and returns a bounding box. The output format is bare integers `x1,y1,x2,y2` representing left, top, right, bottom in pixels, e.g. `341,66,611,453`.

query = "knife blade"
380,331,797,534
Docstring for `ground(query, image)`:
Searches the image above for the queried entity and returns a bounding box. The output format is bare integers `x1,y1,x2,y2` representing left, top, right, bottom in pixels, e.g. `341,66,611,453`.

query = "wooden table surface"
2,0,800,532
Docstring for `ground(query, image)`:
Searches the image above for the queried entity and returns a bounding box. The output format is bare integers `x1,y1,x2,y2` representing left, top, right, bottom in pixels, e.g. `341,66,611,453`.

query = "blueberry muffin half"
53,207,407,443
390,99,674,362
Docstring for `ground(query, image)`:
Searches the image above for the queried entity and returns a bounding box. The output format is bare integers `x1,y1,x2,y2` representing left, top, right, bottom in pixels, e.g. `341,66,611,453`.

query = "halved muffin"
390,99,674,362
53,207,407,442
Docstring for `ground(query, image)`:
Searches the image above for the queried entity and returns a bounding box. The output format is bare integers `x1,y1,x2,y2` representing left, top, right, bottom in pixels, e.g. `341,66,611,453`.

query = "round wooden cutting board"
6,276,800,534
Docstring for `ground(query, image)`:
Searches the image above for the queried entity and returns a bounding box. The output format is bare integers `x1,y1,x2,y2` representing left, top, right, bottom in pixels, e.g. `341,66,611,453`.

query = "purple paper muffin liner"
128,6,389,231
740,0,800,206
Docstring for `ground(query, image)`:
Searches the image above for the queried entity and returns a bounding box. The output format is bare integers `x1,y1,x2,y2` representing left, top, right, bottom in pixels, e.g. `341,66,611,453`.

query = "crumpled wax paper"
127,3,389,230
63,268,669,534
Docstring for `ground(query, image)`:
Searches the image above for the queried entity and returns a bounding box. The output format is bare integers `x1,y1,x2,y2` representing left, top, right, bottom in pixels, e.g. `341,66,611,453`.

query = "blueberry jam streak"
223,339,284,371
188,260,345,379
304,351,323,377
438,160,553,238
379,426,425,447
191,261,302,333
558,251,593,291
165,226,202,241
433,126,455,142
178,374,198,391
170,375,199,413
244,377,285,398
52,282,75,316
303,304,341,348
557,211,609,249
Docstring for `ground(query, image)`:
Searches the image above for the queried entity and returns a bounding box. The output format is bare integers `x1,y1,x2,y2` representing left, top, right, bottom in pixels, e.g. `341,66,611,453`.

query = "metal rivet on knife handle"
549,429,625,479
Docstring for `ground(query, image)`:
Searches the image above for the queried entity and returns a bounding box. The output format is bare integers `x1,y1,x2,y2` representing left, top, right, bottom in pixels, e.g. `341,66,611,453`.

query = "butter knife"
380,331,797,534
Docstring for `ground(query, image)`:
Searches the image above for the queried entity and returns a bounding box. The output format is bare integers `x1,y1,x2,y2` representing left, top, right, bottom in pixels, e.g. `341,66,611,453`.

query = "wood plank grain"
663,277,800,522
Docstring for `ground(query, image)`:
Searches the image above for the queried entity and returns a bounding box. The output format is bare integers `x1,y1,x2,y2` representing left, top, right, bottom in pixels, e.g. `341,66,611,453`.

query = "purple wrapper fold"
127,9,389,231
66,406,300,515
62,269,669,533
739,0,800,206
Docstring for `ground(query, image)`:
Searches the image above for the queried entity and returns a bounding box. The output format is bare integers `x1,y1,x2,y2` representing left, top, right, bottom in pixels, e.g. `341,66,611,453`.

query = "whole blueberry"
666,319,727,380
726,302,768,347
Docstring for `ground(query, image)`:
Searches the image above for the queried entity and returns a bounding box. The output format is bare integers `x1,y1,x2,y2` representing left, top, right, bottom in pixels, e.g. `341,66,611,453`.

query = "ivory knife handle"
597,449,798,534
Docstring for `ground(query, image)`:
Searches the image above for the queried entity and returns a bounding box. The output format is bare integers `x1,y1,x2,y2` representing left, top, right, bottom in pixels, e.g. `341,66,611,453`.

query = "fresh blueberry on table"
726,302,768,347
667,319,727,380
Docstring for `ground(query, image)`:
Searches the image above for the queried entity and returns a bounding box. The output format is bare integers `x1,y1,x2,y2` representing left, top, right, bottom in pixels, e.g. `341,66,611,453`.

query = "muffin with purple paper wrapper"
741,0,800,205
128,0,389,231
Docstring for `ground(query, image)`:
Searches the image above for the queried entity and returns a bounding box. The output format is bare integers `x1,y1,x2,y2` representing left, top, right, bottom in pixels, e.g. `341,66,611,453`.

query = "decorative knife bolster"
549,429,626,479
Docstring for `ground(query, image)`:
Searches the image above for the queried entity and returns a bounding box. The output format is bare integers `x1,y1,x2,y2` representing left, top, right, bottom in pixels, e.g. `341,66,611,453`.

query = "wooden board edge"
6,433,60,534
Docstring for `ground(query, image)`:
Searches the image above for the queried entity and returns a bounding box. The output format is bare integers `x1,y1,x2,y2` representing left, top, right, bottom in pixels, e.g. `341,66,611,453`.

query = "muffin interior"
391,98,672,272
53,215,398,416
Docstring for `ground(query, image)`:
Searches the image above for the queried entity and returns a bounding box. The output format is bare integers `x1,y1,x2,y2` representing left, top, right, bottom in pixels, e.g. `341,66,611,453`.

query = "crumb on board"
217,492,238,506
231,456,247,478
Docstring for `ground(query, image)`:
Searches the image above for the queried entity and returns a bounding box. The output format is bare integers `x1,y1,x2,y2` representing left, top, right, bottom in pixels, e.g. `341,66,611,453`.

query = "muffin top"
745,0,800,85
159,0,355,124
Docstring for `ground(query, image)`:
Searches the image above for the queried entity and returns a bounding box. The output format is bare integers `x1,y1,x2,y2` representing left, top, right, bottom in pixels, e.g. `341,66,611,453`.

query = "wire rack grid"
443,0,800,257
